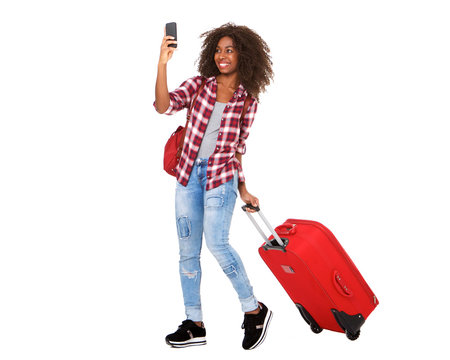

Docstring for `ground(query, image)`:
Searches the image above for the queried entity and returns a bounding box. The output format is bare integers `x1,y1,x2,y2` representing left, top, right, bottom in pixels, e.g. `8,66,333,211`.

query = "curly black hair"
197,23,273,101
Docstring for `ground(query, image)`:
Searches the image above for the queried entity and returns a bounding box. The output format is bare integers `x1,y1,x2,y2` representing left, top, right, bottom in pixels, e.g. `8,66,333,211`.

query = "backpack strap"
177,78,206,159
239,95,253,126
186,78,207,122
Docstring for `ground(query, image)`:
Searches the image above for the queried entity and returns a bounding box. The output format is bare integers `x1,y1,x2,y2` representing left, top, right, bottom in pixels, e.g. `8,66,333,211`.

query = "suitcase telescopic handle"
242,204,260,212
241,204,284,247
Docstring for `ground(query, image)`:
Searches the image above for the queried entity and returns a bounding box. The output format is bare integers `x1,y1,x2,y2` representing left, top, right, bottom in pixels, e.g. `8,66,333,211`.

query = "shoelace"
176,320,204,332
176,320,194,333
241,316,258,332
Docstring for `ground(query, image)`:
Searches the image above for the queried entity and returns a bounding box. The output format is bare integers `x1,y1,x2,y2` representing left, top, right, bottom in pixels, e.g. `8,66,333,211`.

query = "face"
214,36,239,75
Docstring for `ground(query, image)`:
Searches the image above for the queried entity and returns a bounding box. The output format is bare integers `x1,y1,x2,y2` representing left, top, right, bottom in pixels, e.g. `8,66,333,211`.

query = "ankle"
245,304,261,315
194,321,204,328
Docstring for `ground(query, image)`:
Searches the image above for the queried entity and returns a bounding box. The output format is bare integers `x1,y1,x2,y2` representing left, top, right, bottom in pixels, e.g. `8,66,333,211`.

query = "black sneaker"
241,303,272,350
165,320,207,348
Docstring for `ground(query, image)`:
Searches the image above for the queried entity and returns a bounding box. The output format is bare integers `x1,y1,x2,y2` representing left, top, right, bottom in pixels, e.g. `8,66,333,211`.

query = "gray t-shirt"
197,102,227,159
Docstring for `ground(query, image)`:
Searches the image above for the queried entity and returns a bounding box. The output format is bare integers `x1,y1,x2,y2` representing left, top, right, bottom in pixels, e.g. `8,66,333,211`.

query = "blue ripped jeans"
175,158,259,322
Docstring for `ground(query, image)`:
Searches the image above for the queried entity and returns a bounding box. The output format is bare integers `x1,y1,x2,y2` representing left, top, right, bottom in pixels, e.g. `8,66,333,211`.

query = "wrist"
158,60,168,68
238,182,247,195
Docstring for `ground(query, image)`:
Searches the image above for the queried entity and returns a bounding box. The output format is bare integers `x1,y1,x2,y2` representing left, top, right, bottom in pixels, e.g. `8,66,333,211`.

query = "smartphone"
165,22,177,48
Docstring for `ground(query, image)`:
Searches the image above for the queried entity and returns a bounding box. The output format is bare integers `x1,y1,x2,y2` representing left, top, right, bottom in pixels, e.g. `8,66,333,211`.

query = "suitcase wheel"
295,304,323,334
345,330,360,341
331,309,365,341
311,324,323,334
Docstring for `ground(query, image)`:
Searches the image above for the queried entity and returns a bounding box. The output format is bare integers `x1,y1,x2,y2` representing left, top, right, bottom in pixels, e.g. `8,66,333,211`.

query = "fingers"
161,35,177,48
244,198,260,213
159,35,177,64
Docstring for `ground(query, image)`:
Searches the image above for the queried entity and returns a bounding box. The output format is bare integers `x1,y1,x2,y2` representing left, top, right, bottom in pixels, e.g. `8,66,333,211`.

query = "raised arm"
155,31,177,114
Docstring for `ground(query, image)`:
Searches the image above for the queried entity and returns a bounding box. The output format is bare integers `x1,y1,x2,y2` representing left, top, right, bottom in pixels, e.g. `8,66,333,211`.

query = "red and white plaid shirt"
156,76,258,190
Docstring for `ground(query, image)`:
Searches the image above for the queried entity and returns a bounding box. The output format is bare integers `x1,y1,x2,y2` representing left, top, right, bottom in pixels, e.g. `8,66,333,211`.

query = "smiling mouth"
218,62,230,68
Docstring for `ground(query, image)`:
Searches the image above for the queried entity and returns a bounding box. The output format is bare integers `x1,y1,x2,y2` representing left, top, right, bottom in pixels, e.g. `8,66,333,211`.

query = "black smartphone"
165,22,177,48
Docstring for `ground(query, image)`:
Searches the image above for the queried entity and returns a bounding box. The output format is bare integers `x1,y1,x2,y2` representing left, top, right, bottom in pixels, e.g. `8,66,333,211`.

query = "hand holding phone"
165,22,177,48
159,22,177,65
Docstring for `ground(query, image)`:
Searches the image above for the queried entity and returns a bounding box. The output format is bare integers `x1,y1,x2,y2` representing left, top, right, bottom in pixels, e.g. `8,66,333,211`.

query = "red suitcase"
243,205,379,340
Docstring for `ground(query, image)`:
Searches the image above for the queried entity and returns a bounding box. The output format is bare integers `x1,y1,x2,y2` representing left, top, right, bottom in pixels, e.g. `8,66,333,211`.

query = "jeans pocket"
205,195,224,208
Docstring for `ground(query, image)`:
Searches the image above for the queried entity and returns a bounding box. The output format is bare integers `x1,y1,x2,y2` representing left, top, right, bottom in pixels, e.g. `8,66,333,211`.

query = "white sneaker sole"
166,337,207,348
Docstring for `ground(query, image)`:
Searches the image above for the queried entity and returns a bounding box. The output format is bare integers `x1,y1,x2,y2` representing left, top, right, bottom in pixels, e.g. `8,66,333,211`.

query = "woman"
154,23,274,350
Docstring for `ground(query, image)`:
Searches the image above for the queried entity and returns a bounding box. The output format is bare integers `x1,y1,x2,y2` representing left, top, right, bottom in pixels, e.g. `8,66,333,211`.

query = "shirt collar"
206,76,248,99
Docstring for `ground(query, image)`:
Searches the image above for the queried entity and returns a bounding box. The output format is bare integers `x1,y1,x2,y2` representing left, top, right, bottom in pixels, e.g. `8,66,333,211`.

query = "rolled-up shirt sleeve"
153,76,204,115
236,99,258,154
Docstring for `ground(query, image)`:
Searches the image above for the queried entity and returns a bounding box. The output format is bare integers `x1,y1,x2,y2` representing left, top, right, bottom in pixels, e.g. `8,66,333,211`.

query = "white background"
1,0,449,359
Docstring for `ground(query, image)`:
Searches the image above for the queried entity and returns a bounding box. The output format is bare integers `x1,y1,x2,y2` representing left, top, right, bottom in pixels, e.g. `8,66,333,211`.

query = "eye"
226,49,233,53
